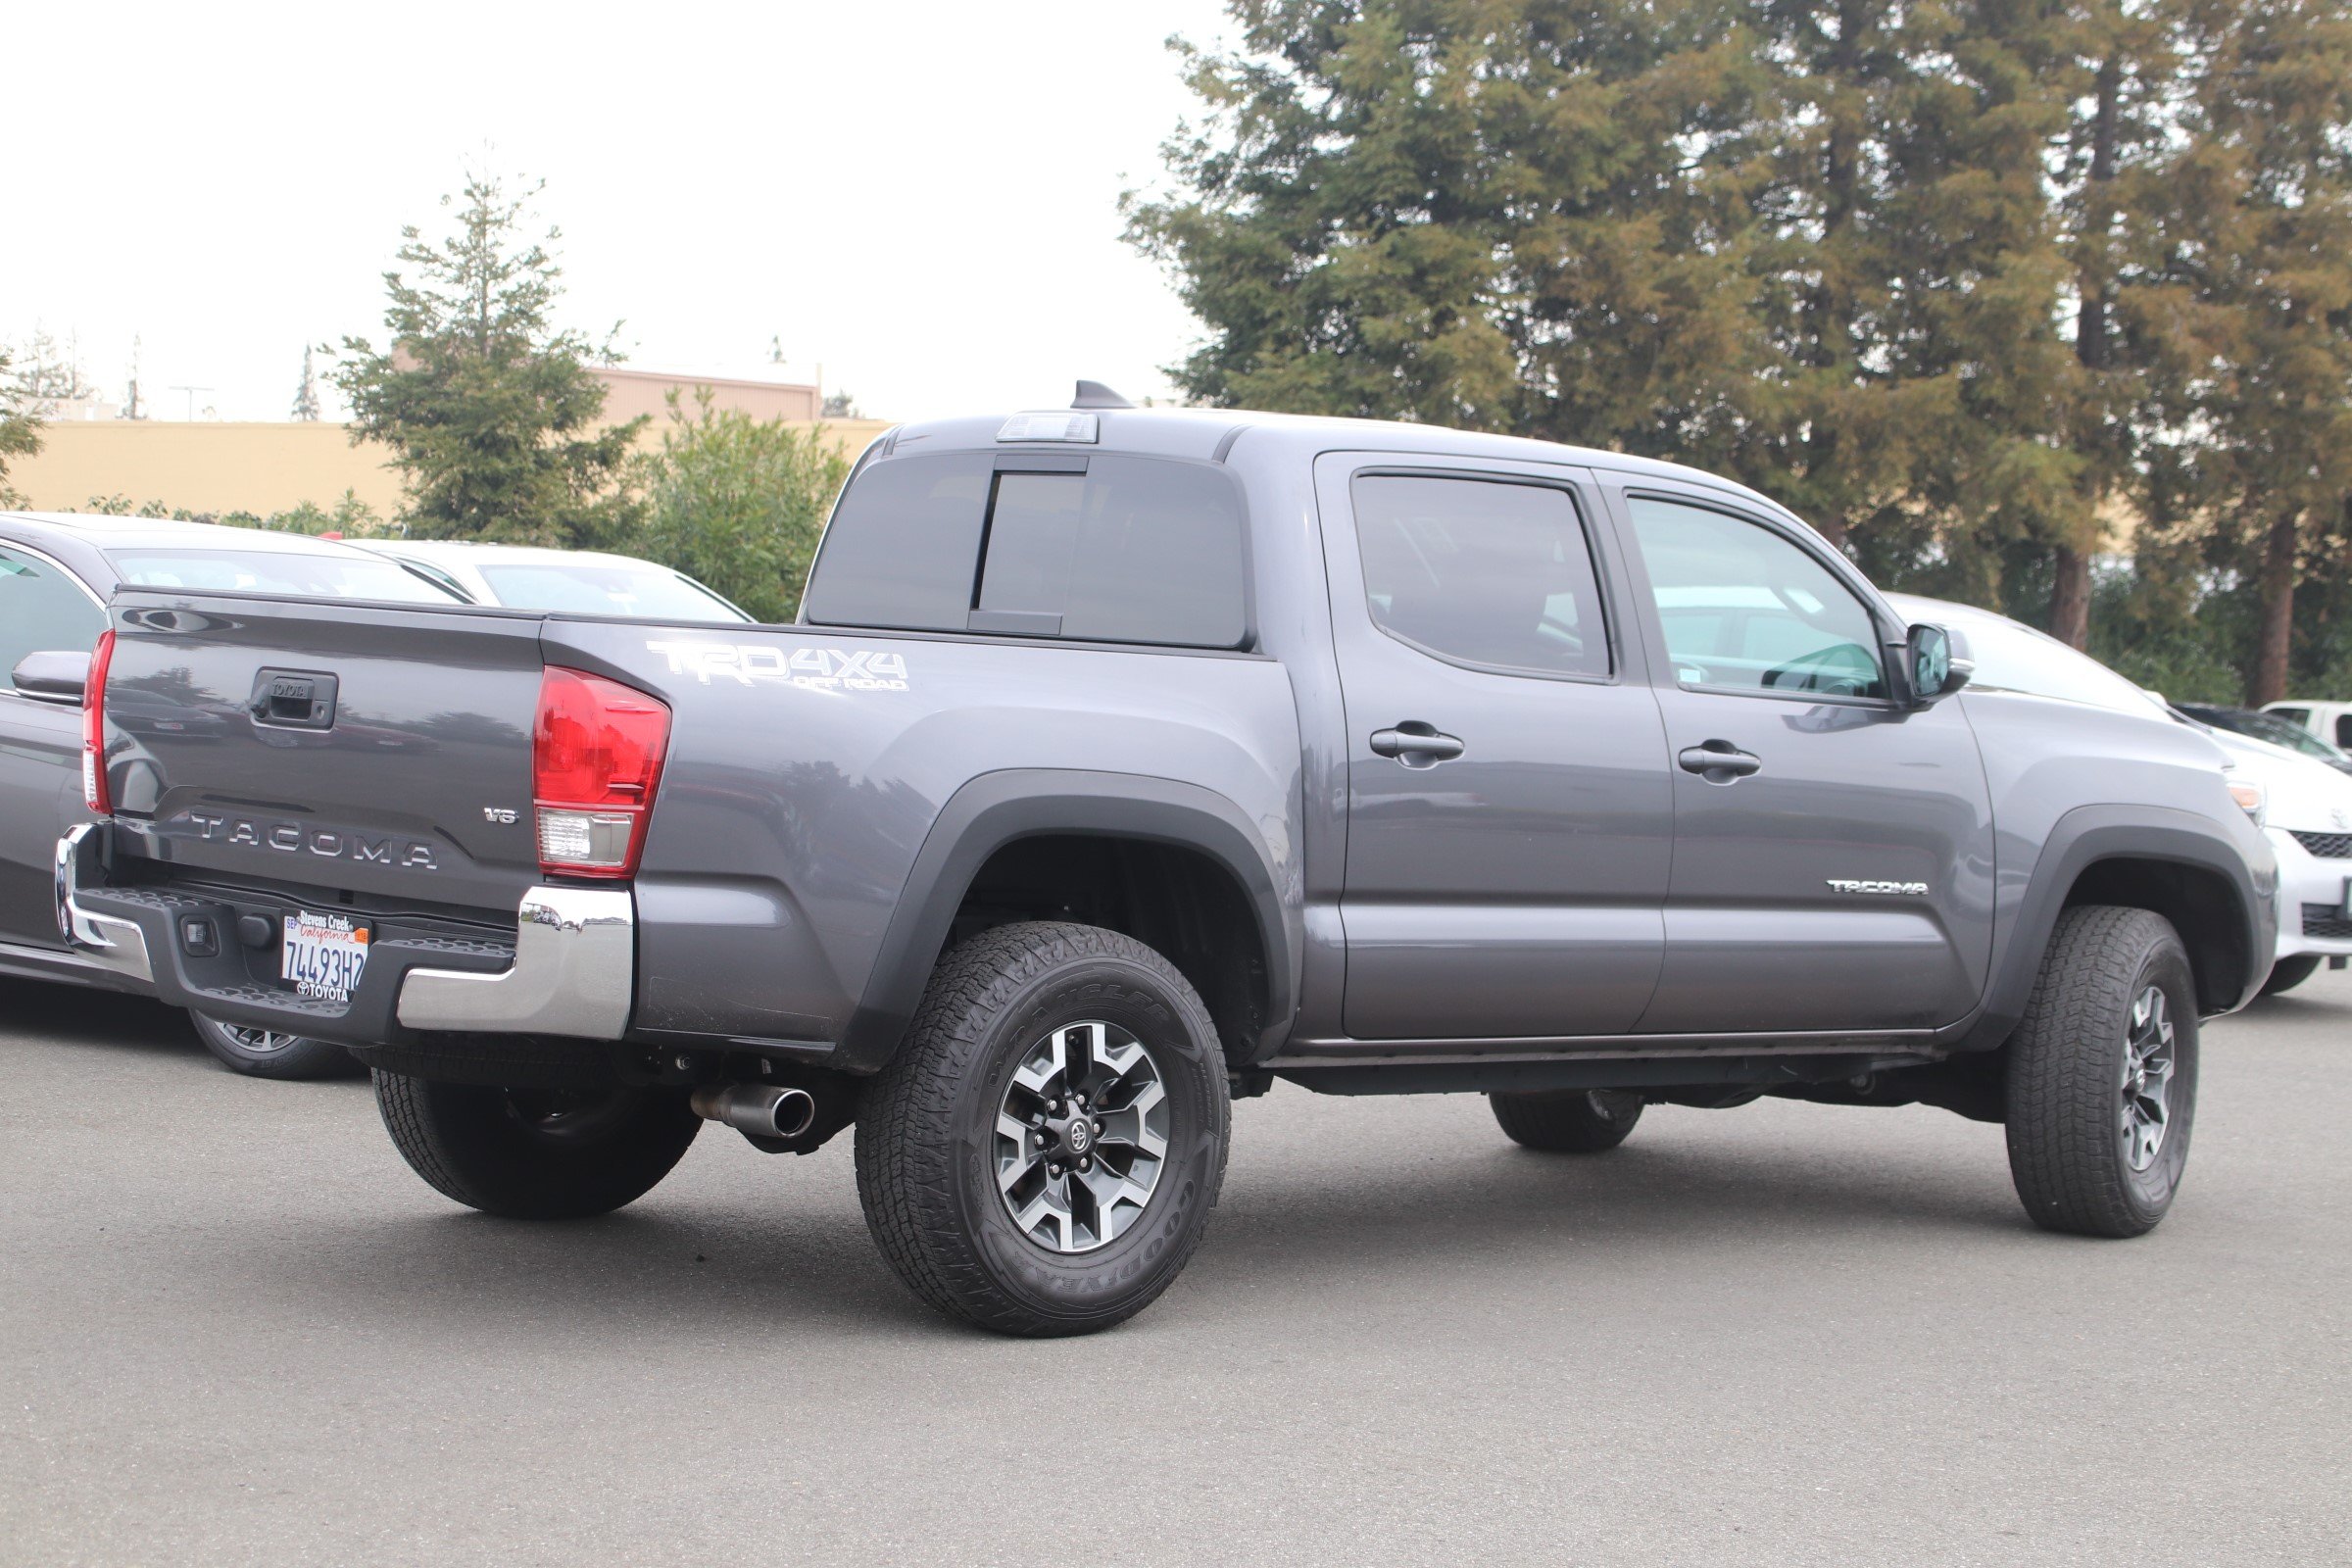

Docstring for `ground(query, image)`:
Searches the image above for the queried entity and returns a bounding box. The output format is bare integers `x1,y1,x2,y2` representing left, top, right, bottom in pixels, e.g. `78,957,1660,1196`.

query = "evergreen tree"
332,172,644,548
291,345,321,421
0,350,43,507
2144,0,2352,704
1123,1,1770,444
2039,1,2176,645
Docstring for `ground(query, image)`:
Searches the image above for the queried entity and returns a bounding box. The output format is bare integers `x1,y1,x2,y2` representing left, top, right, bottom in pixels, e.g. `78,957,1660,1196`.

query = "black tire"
2005,906,2199,1239
188,1011,360,1081
855,921,1231,1337
2259,955,2321,998
373,1071,700,1220
1490,1089,1644,1152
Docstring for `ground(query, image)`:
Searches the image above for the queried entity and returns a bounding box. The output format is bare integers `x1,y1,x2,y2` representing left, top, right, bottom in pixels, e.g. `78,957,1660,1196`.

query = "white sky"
6,0,1239,424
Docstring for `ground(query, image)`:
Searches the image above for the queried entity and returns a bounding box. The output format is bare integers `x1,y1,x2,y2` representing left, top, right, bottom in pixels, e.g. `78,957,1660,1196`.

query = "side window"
1626,497,1887,700
2336,714,2352,750
0,547,105,691
2270,707,2309,726
1351,474,1610,678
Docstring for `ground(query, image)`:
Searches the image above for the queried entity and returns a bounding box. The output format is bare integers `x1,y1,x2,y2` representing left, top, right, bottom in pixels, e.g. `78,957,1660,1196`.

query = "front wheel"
855,921,1231,1337
188,1011,358,1080
2005,906,2198,1239
374,1073,701,1220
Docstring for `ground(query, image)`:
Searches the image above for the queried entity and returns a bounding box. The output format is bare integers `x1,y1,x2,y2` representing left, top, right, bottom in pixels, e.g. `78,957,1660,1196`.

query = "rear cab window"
803,452,1249,649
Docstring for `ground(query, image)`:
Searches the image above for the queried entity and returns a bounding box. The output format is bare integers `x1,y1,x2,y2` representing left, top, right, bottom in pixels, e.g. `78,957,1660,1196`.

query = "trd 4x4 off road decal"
645,642,910,692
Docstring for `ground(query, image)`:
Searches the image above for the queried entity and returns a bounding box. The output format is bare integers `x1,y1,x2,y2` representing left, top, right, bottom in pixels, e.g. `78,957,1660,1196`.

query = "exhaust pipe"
691,1083,817,1141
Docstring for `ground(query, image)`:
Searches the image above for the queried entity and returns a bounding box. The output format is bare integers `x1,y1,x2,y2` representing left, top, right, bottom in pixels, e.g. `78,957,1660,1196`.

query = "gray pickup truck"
57,397,2277,1335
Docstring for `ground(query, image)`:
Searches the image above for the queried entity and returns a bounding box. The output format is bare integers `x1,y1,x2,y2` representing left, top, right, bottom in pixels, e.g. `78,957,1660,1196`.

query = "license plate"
281,908,369,1003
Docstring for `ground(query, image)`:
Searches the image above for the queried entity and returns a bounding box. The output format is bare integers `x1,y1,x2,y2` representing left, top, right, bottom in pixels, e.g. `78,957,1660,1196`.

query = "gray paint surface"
4,972,2347,1565
74,409,2276,1067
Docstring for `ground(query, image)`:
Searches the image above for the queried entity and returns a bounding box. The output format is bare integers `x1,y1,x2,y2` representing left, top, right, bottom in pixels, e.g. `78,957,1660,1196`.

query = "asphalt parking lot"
4,972,2347,1567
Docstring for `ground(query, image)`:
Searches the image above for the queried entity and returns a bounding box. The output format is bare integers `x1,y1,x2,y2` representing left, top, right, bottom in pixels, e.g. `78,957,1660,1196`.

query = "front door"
1318,455,1674,1041
1604,486,1995,1035
0,543,107,951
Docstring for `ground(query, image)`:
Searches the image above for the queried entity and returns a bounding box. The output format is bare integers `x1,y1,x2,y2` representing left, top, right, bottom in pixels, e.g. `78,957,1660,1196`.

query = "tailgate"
98,590,546,915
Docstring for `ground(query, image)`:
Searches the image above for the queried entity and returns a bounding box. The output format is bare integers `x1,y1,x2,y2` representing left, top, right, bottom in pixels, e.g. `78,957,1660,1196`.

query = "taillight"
533,666,669,879
82,628,116,813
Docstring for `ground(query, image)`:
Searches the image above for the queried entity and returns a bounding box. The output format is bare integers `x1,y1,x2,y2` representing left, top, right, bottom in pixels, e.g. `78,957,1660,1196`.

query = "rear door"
1603,482,1994,1034
0,542,108,949
1318,453,1673,1040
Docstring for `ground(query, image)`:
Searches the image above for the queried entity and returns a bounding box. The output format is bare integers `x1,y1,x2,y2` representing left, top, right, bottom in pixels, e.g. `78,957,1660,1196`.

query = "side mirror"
11,650,92,707
1904,623,1971,707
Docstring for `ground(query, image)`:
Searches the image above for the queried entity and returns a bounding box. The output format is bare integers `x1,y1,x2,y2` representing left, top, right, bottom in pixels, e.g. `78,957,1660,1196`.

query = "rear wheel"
2005,906,2198,1239
855,922,1231,1337
1491,1089,1644,1152
2259,955,2321,997
188,1011,357,1081
374,1072,701,1220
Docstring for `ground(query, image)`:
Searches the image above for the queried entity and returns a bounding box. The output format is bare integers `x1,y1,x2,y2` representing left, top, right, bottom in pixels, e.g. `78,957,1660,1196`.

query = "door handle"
1677,740,1761,783
1370,724,1465,764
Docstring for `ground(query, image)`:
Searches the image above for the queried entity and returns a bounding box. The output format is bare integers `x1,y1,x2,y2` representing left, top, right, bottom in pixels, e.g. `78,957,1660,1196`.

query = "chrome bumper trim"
397,886,634,1039
53,824,154,984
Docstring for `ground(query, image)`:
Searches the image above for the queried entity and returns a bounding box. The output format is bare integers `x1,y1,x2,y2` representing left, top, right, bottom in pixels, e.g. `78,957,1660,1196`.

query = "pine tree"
1123,0,1769,444
0,350,43,507
2044,0,2176,646
2145,0,2352,704
331,172,645,547
291,345,321,421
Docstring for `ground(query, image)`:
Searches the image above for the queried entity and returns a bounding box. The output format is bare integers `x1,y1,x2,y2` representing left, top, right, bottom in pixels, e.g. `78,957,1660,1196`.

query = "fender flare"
833,768,1297,1072
1959,803,2273,1051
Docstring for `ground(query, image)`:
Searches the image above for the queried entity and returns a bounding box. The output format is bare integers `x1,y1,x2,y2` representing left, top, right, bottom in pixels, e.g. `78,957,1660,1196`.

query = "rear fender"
834,769,1296,1072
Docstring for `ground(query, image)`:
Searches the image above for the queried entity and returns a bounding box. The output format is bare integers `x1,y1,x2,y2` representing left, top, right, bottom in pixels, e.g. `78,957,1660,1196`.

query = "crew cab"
52,397,2277,1335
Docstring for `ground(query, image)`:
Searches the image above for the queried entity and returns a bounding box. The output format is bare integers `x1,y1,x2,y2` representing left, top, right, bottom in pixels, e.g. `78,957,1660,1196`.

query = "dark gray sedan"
0,511,466,1076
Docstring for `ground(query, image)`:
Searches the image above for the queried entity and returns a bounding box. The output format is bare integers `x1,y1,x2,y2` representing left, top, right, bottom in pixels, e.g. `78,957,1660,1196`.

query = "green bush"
633,389,852,623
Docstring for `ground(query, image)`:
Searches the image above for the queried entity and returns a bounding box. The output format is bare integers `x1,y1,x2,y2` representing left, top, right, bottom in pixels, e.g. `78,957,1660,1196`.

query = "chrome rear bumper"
54,824,154,983
57,824,634,1041
397,886,634,1039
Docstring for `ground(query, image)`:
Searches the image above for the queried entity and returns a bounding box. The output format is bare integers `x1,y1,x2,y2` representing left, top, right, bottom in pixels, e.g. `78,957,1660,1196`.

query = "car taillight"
533,666,669,879
82,628,116,813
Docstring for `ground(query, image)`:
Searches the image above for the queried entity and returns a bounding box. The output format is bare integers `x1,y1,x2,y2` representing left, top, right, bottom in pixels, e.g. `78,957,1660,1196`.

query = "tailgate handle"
248,668,339,730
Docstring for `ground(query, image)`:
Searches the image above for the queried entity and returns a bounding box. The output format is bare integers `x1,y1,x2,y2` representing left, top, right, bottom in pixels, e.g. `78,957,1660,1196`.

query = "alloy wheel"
2120,985,2178,1173
995,1020,1169,1254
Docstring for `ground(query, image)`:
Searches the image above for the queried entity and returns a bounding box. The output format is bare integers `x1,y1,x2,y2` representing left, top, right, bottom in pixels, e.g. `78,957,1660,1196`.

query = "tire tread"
855,921,1230,1336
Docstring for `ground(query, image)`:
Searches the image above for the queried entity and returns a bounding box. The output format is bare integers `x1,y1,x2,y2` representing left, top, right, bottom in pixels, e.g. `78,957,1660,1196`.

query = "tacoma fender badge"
1827,879,1930,896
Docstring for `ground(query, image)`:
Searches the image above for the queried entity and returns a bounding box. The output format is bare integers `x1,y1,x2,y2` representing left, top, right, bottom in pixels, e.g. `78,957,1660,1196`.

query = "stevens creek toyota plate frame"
281,908,369,1003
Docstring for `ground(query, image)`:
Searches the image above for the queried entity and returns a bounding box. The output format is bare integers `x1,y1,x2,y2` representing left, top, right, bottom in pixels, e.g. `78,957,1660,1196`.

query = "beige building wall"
10,413,893,519
592,367,823,425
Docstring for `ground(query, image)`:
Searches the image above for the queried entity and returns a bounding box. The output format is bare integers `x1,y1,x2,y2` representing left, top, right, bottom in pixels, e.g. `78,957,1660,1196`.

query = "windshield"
476,563,748,621
107,548,466,605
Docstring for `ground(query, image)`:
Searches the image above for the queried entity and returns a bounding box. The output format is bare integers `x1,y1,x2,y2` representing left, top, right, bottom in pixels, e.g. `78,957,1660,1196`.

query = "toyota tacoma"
52,393,2278,1335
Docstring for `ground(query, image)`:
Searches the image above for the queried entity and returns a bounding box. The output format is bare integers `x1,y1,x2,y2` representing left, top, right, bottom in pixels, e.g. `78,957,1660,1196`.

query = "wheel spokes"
995,1018,1166,1254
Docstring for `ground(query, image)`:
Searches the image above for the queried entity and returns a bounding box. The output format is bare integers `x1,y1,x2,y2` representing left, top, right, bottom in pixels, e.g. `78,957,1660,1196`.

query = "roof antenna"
1072,379,1136,410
